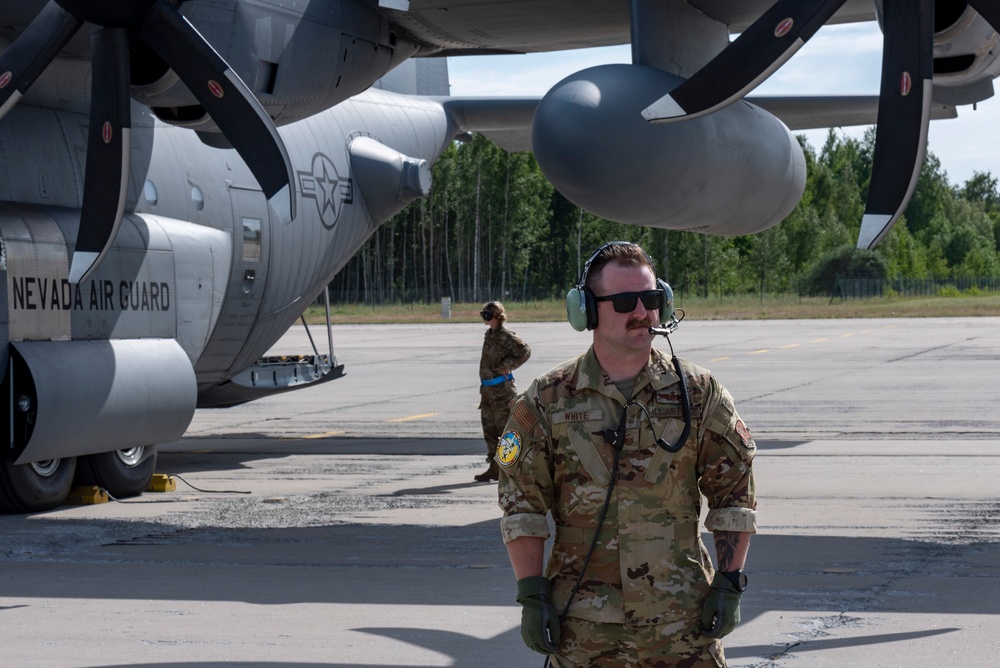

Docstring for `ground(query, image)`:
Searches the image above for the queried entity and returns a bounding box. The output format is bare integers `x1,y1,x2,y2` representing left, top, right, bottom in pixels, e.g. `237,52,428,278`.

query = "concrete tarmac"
3,317,1000,667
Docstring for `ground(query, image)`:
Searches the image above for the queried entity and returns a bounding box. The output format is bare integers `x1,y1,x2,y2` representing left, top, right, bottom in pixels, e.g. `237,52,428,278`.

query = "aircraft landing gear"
76,446,157,499
0,455,77,513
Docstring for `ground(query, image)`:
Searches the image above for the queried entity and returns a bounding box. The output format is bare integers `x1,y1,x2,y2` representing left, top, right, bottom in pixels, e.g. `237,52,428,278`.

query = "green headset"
565,241,674,332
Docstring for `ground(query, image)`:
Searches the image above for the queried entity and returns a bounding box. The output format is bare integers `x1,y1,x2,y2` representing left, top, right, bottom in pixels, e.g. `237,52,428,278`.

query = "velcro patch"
512,401,538,430
735,419,753,448
650,405,702,420
655,390,683,403
497,430,522,468
551,408,603,424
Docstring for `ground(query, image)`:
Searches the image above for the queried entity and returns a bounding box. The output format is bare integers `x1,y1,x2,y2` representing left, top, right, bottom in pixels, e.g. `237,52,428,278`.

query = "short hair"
584,242,656,292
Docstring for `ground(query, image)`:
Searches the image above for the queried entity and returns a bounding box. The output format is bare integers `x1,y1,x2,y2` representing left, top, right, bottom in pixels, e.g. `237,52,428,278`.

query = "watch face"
724,570,747,591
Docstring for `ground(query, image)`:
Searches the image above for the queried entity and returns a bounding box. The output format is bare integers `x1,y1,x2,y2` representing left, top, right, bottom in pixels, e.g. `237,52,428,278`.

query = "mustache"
627,317,654,330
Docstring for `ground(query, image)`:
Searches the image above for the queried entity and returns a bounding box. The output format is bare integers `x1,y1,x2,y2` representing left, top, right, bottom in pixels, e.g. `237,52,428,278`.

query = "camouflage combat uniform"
479,325,531,461
497,346,757,667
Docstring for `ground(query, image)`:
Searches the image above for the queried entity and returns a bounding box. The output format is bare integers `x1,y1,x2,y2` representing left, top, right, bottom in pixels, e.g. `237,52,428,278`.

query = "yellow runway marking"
812,337,829,343
749,349,770,355
780,344,800,349
387,412,440,423
300,430,346,439
839,333,854,338
709,356,731,363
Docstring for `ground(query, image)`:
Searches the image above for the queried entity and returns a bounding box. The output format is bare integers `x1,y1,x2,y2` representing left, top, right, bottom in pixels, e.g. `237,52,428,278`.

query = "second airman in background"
476,301,531,482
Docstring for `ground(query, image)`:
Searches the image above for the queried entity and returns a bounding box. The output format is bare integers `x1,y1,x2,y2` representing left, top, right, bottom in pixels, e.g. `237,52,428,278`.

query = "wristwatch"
721,569,748,593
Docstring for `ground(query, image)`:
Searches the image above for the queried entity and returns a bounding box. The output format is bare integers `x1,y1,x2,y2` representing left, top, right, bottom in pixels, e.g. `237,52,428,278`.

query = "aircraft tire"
75,446,157,499
0,456,77,514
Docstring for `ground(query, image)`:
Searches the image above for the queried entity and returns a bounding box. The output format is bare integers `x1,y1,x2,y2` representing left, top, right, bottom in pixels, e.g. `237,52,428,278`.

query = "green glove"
516,576,560,655
701,572,743,639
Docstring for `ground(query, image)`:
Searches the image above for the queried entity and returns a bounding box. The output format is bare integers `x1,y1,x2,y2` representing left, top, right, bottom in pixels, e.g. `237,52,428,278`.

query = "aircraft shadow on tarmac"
354,624,964,665
155,437,485,475
41,625,968,668
154,438,798,480
3,523,991,667
4,436,995,667
736,627,960,663
383,481,486,495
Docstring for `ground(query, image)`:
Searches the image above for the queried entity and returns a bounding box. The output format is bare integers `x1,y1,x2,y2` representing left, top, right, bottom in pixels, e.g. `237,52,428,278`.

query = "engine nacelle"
932,3,1000,104
874,1,1000,105
131,0,418,132
532,64,806,236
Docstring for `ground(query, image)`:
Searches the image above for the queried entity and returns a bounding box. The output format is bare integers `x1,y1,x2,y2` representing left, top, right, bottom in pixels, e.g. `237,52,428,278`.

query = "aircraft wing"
394,0,876,55
435,95,959,152
748,96,958,131
436,97,539,151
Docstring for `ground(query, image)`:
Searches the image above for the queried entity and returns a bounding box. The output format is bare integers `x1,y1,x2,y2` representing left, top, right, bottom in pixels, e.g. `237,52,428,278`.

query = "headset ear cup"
657,278,674,324
583,287,598,330
566,287,589,332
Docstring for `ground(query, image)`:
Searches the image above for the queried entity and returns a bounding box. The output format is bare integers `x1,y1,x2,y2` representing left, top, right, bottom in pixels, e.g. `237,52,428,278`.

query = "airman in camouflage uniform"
476,301,531,482
498,243,756,667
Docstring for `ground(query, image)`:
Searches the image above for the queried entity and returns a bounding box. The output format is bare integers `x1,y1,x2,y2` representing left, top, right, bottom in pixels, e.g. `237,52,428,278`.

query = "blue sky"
448,21,1000,188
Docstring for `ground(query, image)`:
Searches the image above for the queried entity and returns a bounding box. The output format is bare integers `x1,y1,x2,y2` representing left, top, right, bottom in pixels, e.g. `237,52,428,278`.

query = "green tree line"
328,129,1000,303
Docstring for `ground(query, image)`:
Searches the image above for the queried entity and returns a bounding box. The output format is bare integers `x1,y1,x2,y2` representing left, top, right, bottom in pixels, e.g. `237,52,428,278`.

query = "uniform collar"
577,346,680,398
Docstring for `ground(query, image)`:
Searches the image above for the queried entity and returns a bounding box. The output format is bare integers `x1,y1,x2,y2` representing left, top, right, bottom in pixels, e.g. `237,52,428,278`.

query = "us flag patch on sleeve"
512,401,537,430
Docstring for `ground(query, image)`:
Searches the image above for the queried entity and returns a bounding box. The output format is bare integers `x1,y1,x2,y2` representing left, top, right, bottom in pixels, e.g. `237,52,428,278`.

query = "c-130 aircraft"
0,0,997,512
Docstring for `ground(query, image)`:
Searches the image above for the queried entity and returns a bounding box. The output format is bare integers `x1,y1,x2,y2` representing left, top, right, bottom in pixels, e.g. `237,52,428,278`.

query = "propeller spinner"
0,0,296,283
642,0,1000,250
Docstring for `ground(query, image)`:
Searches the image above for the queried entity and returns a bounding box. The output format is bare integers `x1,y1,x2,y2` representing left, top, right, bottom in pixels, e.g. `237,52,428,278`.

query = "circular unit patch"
497,430,522,468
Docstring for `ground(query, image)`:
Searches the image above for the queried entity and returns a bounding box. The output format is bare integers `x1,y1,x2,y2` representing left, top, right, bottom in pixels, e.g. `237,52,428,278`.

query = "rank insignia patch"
497,430,522,468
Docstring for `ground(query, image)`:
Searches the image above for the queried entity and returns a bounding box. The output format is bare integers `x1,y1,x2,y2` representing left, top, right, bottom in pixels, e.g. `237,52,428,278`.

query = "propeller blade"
858,0,934,250
643,0,848,124
69,27,131,284
137,0,295,223
0,1,82,121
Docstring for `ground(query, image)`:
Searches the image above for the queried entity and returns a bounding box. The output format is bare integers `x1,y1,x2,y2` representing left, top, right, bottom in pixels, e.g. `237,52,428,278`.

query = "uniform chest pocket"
643,418,686,484
553,410,611,486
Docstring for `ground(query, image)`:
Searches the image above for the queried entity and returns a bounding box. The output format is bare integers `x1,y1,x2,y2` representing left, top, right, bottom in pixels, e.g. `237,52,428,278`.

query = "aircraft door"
193,186,271,383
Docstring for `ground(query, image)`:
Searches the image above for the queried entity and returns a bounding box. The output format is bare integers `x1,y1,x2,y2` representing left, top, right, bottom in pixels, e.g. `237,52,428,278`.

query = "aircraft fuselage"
0,88,452,481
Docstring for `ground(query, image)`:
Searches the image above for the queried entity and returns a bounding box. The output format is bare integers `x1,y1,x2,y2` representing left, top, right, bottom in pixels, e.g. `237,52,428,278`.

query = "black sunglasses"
594,290,663,313
481,310,495,321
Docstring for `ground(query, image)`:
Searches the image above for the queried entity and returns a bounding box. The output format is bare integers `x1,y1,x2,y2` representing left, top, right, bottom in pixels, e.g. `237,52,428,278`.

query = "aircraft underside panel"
9,338,196,465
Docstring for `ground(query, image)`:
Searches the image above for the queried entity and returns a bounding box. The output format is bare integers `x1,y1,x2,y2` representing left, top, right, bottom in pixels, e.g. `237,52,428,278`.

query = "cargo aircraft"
0,0,997,512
